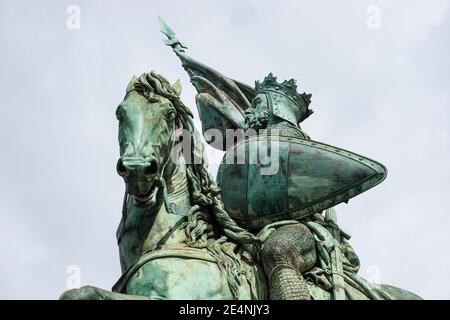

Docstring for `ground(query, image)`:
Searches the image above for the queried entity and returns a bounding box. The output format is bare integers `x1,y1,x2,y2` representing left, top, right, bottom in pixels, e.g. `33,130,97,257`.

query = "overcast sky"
0,0,449,299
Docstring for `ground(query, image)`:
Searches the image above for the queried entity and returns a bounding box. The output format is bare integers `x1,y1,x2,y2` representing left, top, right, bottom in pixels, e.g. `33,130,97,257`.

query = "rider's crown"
255,73,313,123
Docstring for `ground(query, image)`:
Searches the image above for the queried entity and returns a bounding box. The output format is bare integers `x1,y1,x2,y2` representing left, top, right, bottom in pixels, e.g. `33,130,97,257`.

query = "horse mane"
128,71,259,298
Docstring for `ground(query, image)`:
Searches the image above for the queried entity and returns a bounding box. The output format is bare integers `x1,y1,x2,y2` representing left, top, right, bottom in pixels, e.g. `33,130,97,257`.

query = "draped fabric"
303,214,393,300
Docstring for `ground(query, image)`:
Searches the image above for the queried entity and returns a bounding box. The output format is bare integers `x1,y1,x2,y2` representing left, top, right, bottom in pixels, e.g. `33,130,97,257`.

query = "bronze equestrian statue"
60,18,421,300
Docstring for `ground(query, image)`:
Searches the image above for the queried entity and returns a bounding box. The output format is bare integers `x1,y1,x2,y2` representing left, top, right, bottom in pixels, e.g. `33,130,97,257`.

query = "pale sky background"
0,0,449,299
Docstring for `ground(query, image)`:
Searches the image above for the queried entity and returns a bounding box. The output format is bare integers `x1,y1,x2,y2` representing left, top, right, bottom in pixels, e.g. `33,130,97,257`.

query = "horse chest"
141,208,187,252
118,199,187,271
118,200,157,270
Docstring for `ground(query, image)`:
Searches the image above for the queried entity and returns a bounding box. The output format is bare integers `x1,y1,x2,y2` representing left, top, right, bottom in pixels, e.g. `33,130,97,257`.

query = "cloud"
0,0,448,299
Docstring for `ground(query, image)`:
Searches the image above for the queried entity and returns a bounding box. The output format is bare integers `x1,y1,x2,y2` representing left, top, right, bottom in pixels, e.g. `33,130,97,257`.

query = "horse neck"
141,157,192,252
165,158,190,210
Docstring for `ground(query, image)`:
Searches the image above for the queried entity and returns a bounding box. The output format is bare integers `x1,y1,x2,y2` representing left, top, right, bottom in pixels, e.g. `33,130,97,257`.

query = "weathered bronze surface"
59,17,422,300
217,135,387,229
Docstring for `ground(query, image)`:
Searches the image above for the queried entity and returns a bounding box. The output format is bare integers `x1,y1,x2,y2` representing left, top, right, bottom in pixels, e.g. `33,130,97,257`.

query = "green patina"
59,17,421,300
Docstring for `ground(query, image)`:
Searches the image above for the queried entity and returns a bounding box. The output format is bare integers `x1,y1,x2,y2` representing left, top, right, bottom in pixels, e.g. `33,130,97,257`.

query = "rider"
242,73,317,300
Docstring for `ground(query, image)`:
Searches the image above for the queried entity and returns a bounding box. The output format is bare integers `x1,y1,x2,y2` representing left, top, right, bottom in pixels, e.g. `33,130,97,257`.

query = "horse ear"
172,79,182,96
126,76,137,93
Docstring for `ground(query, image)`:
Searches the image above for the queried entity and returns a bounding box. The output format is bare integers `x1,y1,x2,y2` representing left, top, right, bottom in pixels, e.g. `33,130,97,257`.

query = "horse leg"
59,286,152,300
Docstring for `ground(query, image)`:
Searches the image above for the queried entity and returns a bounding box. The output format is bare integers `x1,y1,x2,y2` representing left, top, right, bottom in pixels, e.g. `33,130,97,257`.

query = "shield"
217,135,387,230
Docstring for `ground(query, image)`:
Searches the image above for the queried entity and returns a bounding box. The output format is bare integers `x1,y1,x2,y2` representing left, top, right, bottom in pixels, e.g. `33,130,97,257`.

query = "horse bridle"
117,120,187,245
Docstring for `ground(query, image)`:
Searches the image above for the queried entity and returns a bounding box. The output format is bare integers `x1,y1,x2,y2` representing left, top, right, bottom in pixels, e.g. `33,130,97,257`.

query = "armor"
254,73,313,127
159,18,388,300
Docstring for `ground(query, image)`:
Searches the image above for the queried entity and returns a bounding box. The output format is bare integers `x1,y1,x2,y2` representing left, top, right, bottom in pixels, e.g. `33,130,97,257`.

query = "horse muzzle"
116,157,160,200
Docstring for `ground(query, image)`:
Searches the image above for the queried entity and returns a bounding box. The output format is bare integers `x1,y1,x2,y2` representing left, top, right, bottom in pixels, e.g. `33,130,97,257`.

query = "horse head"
115,71,188,207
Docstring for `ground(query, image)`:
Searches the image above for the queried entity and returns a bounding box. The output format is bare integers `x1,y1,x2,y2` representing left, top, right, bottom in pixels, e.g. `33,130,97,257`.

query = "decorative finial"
158,16,188,53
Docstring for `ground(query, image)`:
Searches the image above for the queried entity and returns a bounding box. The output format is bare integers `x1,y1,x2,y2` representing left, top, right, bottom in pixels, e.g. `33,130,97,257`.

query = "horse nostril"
145,159,159,177
117,159,127,176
